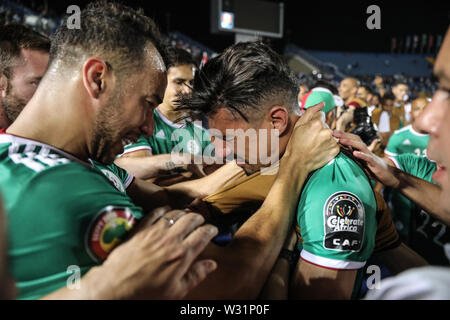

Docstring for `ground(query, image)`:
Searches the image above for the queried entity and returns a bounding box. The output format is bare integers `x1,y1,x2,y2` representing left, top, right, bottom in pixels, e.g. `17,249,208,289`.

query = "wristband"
279,248,300,269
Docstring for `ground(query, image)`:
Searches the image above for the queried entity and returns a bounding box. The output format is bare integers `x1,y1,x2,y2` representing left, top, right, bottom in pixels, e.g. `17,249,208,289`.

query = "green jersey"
385,125,429,157
120,108,211,157
385,125,429,239
89,159,134,193
296,153,377,270
0,133,142,299
390,154,449,265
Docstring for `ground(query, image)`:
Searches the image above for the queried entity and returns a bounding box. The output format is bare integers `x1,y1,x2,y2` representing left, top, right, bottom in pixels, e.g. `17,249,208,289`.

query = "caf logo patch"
323,192,365,251
86,206,136,262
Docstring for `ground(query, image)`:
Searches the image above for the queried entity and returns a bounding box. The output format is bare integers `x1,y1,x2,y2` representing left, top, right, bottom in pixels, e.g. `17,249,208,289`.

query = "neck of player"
157,102,184,124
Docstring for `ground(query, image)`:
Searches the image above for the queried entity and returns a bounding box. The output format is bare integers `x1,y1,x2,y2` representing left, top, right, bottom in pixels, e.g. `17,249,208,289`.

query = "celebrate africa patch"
323,192,365,252
86,206,136,262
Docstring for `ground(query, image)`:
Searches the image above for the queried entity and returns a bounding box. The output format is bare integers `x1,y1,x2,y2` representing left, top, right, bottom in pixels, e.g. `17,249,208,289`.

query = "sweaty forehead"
167,64,195,79
144,44,166,73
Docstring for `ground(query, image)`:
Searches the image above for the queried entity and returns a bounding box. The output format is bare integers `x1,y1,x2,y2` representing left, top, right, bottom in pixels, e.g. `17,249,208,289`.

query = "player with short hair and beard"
0,2,221,300
0,24,50,129
0,2,339,300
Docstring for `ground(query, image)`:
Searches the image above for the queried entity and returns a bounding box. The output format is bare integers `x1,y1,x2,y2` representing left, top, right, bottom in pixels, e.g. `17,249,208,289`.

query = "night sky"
45,0,450,54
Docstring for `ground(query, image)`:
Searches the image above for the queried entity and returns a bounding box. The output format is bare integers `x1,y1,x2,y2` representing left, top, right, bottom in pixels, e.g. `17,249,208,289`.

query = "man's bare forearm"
374,242,428,275
115,153,188,180
185,157,309,299
40,267,113,300
166,161,245,201
127,178,171,212
259,258,290,299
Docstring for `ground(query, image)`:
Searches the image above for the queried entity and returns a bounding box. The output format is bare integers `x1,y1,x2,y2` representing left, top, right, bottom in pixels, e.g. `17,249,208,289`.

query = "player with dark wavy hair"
176,41,378,299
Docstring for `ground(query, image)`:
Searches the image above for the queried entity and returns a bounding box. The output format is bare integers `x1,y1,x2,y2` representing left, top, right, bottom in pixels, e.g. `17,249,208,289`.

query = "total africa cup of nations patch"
85,206,136,262
323,191,365,251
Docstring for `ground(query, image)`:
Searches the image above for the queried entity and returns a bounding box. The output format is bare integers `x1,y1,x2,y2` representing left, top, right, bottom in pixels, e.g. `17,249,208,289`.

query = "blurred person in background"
392,81,409,127
0,24,50,129
356,85,373,106
385,98,429,158
371,92,400,150
336,77,367,132
116,46,213,184
300,80,338,128
336,28,450,298
373,75,386,97
369,92,382,117
384,98,430,240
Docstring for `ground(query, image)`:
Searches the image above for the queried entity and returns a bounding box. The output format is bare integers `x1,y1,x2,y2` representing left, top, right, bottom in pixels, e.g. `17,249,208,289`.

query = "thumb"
297,102,325,126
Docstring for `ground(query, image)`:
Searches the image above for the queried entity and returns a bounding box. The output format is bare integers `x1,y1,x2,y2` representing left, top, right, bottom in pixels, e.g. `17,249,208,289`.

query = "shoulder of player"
392,124,413,136
0,135,90,172
25,161,114,192
390,153,418,169
305,153,370,190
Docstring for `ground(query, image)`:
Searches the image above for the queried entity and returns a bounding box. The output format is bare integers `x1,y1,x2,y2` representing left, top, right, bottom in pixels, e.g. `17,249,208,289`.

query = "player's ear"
268,106,289,136
82,57,112,100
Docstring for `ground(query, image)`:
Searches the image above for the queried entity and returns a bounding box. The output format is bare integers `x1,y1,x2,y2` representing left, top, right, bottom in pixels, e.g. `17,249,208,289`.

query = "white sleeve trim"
389,156,401,170
384,150,398,157
301,249,366,270
124,173,134,189
118,145,152,157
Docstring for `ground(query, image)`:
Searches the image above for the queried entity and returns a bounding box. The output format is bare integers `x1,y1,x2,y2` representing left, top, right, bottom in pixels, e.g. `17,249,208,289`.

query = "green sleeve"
120,135,152,156
103,162,134,190
90,160,134,192
297,154,377,270
390,154,437,182
9,164,143,299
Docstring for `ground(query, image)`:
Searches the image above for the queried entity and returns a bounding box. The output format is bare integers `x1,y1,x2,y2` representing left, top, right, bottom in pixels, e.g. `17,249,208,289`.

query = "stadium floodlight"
211,0,284,39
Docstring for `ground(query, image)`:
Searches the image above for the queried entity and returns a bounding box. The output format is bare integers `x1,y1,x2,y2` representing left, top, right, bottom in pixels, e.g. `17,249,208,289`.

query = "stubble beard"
2,86,28,125
91,91,124,164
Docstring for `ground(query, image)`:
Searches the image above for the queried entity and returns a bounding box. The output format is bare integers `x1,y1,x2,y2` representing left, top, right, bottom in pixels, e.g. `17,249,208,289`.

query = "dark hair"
372,92,381,100
49,1,167,76
166,46,196,69
393,81,408,88
359,85,373,95
311,80,338,95
176,41,299,123
381,92,395,104
0,24,50,78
